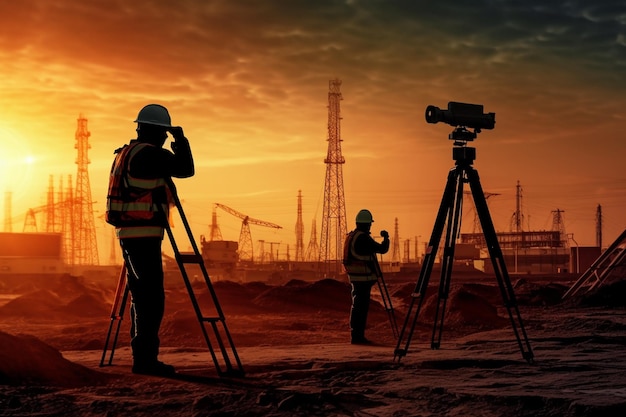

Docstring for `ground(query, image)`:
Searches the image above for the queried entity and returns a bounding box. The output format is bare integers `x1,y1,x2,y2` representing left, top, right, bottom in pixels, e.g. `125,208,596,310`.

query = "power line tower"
63,174,75,265
552,208,567,247
392,217,400,262
295,190,305,262
510,180,524,232
73,114,99,265
45,175,56,232
305,218,319,262
319,78,347,278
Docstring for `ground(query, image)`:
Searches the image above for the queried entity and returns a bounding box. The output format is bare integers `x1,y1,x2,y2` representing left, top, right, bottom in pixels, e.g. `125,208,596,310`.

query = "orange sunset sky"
1,0,625,264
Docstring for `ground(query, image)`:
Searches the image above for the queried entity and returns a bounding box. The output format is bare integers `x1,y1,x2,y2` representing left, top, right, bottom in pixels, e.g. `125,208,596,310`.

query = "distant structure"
73,114,99,265
392,217,400,263
63,174,74,263
461,181,570,274
215,203,282,262
295,190,305,262
319,78,347,278
208,206,223,241
552,208,567,247
510,180,524,232
596,204,603,249
305,218,319,262
464,190,499,233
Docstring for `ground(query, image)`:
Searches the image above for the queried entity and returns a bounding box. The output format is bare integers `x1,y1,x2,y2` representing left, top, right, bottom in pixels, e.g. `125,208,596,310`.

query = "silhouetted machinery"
215,203,282,262
394,102,534,363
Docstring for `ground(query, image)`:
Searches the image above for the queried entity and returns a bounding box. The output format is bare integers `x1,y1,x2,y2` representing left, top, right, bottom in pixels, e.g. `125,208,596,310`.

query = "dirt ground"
1,270,625,416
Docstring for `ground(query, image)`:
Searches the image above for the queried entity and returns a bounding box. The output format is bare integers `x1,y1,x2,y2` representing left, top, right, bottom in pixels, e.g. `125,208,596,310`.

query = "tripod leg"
100,263,128,367
467,167,534,363
431,166,465,349
394,168,459,360
377,276,399,339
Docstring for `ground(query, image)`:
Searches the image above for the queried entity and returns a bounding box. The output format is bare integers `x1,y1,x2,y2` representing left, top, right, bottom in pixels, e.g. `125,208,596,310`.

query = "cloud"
0,0,624,249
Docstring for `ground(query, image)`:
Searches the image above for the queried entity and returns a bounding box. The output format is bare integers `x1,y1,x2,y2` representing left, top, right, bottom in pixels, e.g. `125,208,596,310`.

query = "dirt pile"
0,331,110,387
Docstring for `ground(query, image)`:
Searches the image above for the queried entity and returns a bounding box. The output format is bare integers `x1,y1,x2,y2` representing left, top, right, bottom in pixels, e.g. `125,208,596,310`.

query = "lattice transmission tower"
552,208,567,247
295,190,305,262
73,114,99,265
510,180,524,233
305,218,319,262
392,218,400,262
319,78,347,278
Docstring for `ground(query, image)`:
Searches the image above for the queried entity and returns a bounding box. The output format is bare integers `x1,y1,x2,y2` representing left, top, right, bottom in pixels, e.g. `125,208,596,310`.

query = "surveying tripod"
393,128,534,363
100,179,244,377
373,256,399,339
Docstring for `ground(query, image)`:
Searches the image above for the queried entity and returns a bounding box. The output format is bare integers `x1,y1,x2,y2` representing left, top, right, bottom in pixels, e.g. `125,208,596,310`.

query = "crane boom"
214,203,282,262
215,203,282,229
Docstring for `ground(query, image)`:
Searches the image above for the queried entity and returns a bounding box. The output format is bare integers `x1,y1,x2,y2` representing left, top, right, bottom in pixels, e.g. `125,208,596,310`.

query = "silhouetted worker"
342,209,390,344
106,104,194,376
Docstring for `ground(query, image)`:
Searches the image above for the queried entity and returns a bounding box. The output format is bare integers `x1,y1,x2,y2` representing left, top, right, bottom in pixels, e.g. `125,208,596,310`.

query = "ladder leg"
160,180,245,377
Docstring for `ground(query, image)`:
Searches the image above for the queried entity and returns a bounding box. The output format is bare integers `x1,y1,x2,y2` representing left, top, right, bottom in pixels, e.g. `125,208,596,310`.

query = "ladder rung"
200,317,223,323
177,252,203,264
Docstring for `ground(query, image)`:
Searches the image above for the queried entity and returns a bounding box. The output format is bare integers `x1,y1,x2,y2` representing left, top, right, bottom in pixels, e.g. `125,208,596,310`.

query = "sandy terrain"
1,270,625,416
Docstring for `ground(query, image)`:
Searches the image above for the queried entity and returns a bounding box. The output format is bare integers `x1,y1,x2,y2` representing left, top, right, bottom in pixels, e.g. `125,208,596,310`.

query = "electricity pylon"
319,78,347,278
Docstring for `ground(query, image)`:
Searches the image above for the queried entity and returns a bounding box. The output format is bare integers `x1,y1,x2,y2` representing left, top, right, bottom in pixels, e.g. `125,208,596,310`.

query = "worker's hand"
380,230,389,239
168,126,185,141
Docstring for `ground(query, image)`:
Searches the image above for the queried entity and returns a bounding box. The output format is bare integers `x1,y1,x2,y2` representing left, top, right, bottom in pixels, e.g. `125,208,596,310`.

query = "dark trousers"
350,280,376,340
120,237,165,364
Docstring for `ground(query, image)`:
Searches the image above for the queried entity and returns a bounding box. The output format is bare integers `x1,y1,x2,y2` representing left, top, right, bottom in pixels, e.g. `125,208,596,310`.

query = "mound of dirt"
252,278,351,313
0,331,110,387
513,279,568,306
418,285,509,330
0,289,65,319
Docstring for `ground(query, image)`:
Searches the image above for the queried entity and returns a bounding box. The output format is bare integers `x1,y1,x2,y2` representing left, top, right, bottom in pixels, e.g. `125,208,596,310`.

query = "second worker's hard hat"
134,104,172,127
355,209,374,223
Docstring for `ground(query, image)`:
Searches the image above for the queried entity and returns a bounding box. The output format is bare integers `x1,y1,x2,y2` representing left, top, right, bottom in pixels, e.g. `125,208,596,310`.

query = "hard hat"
134,104,172,127
355,209,374,223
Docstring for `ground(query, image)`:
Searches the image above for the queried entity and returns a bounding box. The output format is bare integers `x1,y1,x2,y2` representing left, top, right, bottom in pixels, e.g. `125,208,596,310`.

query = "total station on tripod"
425,101,496,164
425,101,495,133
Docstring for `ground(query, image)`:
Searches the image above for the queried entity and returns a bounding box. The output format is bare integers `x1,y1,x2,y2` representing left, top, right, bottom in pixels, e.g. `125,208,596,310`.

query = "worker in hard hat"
106,104,194,376
342,209,390,344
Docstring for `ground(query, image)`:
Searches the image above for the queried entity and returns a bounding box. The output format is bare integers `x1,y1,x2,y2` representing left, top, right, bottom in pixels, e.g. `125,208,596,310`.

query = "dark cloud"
2,0,623,96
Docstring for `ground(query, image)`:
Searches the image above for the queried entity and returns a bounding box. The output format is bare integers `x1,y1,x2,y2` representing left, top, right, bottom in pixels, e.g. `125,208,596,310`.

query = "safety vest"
105,141,169,238
342,230,378,282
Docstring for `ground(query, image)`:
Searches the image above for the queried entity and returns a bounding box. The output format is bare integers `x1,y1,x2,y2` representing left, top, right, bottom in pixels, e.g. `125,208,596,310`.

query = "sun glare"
0,126,36,201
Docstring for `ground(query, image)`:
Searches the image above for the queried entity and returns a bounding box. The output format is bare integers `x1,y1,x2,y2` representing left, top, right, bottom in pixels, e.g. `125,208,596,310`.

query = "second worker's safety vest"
342,230,379,282
105,141,169,238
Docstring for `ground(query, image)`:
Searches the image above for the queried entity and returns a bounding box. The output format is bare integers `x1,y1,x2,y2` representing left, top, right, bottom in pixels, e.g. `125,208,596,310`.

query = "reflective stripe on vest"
116,225,165,239
343,230,378,282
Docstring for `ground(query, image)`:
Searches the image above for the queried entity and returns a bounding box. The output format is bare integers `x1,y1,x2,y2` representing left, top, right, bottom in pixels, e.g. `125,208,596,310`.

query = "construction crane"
215,203,282,262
